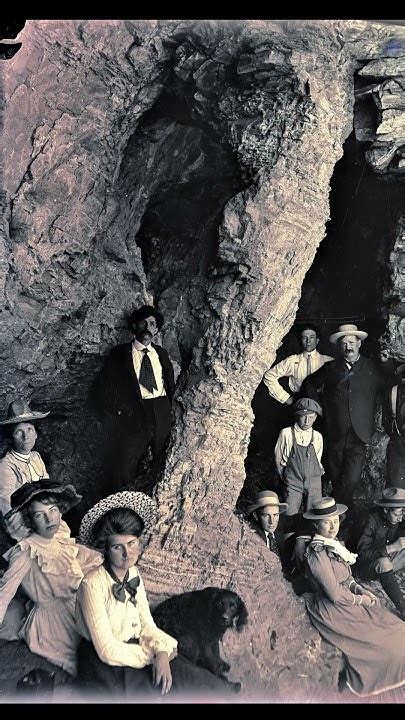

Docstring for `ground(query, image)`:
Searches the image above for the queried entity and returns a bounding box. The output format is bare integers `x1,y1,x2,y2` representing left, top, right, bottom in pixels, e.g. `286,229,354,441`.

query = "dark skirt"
77,639,232,699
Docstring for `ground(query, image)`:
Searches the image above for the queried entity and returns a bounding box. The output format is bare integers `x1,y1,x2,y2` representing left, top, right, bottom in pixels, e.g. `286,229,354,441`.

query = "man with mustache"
93,305,175,490
301,324,386,511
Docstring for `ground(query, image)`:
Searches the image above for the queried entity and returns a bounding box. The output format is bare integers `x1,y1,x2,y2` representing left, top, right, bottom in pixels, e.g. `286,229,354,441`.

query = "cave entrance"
114,78,249,373
239,131,404,512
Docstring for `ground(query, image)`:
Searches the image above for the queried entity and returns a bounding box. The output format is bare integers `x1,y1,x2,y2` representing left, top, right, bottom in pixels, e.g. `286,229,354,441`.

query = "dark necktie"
104,564,140,605
267,532,280,557
139,348,157,393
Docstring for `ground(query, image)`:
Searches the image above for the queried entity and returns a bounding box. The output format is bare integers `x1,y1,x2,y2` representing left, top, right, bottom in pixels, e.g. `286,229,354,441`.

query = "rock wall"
2,19,405,699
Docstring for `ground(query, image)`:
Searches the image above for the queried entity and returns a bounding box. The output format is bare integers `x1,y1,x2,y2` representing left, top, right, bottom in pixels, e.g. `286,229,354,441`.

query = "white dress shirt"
263,349,333,404
132,340,166,400
75,565,177,669
274,423,324,477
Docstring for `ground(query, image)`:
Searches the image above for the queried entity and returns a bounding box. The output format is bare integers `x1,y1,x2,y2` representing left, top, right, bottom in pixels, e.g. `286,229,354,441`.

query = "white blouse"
275,424,324,477
0,520,102,675
75,564,177,669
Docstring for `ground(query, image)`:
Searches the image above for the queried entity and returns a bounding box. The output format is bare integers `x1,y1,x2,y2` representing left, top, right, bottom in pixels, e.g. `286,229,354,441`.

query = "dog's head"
207,588,248,633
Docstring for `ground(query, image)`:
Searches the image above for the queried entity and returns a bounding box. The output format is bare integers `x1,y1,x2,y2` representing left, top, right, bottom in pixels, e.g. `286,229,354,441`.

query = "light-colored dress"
75,564,177,668
0,520,102,675
0,450,49,541
305,538,405,696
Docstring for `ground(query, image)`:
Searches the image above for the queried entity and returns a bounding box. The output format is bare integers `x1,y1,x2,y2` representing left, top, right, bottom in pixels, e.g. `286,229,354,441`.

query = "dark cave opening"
239,132,405,512
122,82,249,368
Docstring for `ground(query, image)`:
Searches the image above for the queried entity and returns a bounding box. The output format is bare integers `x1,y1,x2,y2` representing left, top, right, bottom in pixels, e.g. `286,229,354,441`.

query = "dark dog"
152,587,248,692
16,668,55,695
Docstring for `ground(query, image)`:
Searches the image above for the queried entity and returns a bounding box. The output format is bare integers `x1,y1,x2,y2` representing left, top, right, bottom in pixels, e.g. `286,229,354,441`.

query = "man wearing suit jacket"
93,304,175,489
247,490,288,563
301,324,385,508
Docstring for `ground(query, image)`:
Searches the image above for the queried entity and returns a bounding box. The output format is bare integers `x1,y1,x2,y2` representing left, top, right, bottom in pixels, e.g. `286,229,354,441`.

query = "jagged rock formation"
1,19,405,700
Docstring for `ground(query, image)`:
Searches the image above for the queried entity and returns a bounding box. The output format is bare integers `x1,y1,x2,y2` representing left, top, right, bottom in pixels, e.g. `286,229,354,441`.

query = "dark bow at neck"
104,562,140,605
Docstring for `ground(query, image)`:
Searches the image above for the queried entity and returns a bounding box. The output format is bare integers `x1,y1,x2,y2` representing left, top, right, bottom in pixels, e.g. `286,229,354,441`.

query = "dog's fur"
152,587,248,691
16,668,55,695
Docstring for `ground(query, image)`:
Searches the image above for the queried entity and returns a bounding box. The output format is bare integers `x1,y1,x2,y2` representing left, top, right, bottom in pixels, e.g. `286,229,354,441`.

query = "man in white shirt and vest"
93,305,175,490
263,324,333,406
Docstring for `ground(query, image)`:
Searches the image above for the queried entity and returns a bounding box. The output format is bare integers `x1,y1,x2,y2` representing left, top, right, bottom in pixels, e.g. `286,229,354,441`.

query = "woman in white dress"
0,399,50,544
0,480,102,676
76,491,233,698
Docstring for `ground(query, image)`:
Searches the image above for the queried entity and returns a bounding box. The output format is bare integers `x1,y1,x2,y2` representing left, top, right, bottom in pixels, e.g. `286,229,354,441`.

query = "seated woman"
303,497,405,697
0,480,102,675
0,399,50,542
76,491,234,698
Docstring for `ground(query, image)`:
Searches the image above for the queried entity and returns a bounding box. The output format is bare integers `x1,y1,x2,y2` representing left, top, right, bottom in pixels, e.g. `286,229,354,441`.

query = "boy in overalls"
275,398,324,517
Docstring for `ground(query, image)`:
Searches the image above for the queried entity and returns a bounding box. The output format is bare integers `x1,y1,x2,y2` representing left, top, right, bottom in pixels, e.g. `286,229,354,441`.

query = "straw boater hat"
0,399,50,426
4,480,82,538
294,398,322,416
374,487,405,508
329,324,368,345
303,496,347,520
247,490,288,515
78,491,158,548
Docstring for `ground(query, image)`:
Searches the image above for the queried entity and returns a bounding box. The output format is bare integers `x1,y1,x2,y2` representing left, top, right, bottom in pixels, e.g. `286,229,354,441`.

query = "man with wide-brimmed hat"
92,304,175,491
382,363,405,489
247,490,289,561
301,324,386,510
0,399,50,538
275,398,324,517
356,487,405,619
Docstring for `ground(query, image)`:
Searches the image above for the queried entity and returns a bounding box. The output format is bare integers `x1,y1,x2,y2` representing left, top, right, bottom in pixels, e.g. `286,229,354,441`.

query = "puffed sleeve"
305,545,360,605
137,575,178,660
0,546,31,623
76,573,152,669
75,544,103,576
0,461,19,516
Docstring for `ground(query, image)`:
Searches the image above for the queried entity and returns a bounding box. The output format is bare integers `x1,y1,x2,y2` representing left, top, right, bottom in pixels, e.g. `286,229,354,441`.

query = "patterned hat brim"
0,411,50,426
78,491,158,547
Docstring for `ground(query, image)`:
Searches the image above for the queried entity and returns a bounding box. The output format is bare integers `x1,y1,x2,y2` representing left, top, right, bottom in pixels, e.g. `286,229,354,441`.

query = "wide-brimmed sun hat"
374,487,405,508
329,324,368,345
78,491,158,548
303,496,347,520
0,399,50,426
6,480,82,518
4,480,82,540
294,398,322,416
247,490,288,515
129,305,164,331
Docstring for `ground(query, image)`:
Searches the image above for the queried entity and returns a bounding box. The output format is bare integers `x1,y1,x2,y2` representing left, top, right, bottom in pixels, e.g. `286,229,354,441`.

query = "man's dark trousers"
113,396,172,489
327,426,366,507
